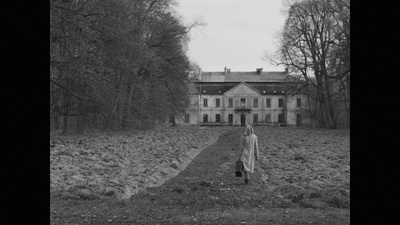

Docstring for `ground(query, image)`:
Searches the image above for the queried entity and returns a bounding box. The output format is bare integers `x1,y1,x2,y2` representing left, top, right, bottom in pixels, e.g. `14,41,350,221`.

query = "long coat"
240,134,259,173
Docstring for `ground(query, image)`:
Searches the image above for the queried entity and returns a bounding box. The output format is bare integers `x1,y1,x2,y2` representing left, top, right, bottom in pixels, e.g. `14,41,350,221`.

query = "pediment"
224,82,260,96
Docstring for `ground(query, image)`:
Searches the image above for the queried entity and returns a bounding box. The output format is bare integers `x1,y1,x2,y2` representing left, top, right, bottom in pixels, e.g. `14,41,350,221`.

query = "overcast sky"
175,0,287,72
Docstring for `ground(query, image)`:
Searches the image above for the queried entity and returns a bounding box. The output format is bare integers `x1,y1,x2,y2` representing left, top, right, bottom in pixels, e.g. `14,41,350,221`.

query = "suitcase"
235,158,243,177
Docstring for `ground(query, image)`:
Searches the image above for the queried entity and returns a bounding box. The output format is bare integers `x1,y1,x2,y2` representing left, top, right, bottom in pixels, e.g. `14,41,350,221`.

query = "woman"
239,124,259,184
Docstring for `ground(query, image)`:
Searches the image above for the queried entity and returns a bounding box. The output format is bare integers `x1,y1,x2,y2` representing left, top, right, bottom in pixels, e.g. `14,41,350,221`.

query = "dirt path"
50,128,349,225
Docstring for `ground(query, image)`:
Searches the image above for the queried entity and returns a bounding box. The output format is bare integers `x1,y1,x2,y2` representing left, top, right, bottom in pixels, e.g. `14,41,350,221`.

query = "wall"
184,81,311,126
193,94,287,125
285,94,310,126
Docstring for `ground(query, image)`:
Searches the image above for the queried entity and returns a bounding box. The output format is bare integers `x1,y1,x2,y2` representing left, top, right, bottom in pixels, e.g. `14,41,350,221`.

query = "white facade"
179,69,309,126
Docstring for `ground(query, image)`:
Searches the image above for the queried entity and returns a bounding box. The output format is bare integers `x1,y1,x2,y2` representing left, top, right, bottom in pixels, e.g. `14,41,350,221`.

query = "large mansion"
179,68,308,126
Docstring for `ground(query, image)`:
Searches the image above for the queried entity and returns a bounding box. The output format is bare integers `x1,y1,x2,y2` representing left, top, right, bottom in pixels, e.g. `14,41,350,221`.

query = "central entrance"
240,114,246,126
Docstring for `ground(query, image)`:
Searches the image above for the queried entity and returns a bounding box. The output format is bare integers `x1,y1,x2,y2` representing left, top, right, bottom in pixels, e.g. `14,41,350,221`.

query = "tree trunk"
318,96,326,128
305,88,314,128
340,77,350,128
62,115,69,134
54,116,59,130
302,74,315,128
62,88,70,134
323,80,337,129
314,70,328,128
345,73,350,127
77,115,85,134
126,69,140,128
127,81,135,128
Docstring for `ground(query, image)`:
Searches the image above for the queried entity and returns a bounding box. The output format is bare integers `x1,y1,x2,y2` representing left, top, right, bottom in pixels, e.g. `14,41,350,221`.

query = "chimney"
224,67,227,75
285,67,289,75
257,68,263,75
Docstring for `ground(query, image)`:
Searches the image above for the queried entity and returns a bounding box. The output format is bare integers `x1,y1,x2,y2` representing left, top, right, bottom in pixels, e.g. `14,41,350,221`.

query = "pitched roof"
224,82,261,95
193,82,299,95
200,71,288,82
194,84,237,95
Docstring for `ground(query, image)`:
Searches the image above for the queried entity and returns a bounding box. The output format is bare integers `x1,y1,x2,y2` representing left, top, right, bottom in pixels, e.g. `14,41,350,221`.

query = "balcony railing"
234,106,251,113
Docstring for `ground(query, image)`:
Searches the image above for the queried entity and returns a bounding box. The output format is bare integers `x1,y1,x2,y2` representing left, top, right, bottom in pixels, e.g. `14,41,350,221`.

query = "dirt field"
50,126,350,224
50,127,235,200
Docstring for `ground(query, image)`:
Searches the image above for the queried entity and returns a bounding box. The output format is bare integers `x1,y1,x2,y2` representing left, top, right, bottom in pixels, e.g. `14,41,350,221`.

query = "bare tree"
265,0,350,128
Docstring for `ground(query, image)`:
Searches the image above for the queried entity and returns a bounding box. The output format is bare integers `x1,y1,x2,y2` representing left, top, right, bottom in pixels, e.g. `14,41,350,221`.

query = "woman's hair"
244,125,254,136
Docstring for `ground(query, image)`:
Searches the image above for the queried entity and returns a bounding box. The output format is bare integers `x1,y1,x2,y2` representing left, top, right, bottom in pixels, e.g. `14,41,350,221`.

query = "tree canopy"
50,0,203,133
267,0,350,128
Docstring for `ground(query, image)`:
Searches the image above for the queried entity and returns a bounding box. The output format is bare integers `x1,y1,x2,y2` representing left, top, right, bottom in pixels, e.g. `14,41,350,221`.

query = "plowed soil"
50,126,350,225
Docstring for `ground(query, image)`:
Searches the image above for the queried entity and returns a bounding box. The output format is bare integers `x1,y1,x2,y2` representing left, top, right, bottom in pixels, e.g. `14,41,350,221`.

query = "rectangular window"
266,98,271,108
296,114,302,126
278,113,284,123
216,114,220,122
297,98,302,107
203,114,208,123
185,114,189,123
228,98,233,108
266,114,271,122
228,114,233,123
240,98,246,107
253,98,258,108
216,98,220,108
279,98,284,107
253,114,258,124
203,98,208,107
